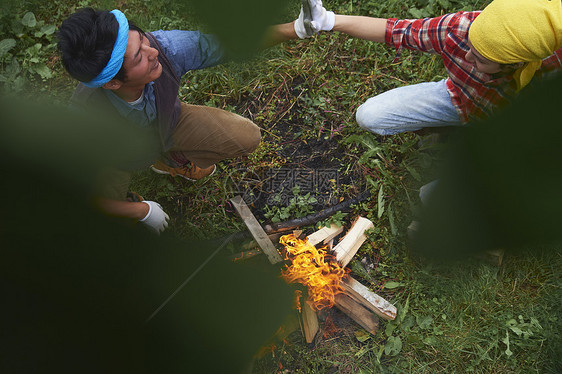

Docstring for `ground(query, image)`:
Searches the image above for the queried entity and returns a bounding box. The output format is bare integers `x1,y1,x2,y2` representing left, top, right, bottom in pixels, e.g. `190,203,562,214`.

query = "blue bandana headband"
83,9,129,88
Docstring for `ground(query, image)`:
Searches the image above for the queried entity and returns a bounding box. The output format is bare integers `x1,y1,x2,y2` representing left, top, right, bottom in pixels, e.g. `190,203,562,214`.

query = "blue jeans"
356,79,462,135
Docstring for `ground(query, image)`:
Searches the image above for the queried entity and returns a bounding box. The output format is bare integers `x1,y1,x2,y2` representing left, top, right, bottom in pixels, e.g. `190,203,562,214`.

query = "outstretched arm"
255,1,390,51
261,22,299,49
332,15,387,43
95,198,170,234
303,0,388,43
96,198,149,220
260,0,328,48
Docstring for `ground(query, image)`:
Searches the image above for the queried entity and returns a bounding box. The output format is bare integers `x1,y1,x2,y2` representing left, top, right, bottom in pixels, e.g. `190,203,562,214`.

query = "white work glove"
294,1,313,39
310,0,335,33
139,201,169,234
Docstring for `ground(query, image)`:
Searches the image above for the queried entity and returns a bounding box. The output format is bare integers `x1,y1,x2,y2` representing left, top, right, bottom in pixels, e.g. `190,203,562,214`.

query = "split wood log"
243,233,283,251
263,190,371,234
340,276,396,320
300,301,319,344
306,224,344,247
243,233,283,257
334,293,379,335
332,217,374,268
230,196,283,264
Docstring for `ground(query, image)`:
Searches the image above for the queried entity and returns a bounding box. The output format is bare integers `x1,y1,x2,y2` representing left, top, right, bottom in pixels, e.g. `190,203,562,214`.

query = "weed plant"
3,0,560,372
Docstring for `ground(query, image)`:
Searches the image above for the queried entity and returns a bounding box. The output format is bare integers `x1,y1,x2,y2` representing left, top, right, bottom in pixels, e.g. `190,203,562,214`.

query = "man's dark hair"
57,8,144,84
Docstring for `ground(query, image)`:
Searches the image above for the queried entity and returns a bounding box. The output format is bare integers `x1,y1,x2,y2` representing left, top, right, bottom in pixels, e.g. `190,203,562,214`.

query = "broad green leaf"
399,295,410,322
354,329,370,343
423,336,437,345
385,321,397,337
384,336,402,356
406,334,422,345
0,39,16,57
377,185,385,218
32,43,42,52
432,326,444,335
12,75,26,91
384,281,404,289
509,325,523,336
402,314,415,331
32,63,52,79
416,315,433,329
41,24,56,35
6,57,21,76
22,12,37,28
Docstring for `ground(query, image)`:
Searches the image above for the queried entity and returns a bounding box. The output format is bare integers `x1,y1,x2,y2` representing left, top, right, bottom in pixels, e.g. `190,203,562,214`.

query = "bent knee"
238,120,261,154
355,102,372,130
355,102,390,135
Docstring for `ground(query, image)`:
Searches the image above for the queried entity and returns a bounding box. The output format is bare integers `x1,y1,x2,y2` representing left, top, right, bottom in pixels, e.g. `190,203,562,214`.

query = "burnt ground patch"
223,75,369,224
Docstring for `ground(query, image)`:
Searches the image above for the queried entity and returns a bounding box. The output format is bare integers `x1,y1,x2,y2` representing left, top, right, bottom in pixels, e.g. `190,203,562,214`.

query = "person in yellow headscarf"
468,0,562,91
297,0,562,133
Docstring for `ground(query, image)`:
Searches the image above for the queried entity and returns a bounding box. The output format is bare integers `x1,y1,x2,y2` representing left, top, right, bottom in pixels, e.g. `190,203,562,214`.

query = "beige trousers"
167,103,260,169
99,103,261,200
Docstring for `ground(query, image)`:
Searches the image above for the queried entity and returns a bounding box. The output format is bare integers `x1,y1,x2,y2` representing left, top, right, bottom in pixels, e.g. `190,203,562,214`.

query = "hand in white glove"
294,0,335,39
139,201,169,234
309,0,335,33
294,0,313,39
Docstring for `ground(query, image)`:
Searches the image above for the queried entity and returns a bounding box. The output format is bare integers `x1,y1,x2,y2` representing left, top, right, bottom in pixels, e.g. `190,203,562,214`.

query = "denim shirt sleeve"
151,30,225,78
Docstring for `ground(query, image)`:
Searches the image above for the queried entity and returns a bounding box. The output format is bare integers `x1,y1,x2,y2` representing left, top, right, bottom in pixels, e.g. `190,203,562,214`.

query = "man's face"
120,30,162,88
465,39,502,74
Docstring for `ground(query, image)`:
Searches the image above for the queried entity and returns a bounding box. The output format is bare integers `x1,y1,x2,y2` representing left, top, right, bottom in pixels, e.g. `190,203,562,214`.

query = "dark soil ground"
223,76,370,225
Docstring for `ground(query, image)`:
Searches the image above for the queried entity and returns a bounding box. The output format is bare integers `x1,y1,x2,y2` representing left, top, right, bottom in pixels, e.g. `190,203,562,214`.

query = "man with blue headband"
57,6,312,233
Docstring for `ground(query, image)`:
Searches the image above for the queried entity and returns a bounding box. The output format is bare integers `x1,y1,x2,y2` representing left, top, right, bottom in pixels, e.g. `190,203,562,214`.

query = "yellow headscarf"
469,0,562,91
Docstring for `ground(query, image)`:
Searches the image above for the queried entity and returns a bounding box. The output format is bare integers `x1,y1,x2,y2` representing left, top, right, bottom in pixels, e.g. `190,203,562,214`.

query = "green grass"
3,0,561,372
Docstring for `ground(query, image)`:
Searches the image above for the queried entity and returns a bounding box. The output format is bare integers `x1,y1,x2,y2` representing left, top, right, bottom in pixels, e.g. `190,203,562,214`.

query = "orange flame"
280,234,348,311
294,289,303,313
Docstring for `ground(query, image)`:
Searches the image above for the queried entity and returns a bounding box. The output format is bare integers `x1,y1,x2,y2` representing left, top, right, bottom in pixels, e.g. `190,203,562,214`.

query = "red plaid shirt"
385,11,562,123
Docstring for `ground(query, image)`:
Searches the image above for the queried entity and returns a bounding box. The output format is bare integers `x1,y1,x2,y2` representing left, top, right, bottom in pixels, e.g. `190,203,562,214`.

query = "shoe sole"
301,0,313,37
150,164,216,182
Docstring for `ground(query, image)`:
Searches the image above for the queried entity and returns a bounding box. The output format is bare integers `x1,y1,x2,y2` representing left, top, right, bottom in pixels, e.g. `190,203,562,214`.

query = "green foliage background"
1,0,561,373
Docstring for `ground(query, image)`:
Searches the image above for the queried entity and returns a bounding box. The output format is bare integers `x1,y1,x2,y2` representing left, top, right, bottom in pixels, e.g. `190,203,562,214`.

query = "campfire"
279,233,348,311
230,195,397,344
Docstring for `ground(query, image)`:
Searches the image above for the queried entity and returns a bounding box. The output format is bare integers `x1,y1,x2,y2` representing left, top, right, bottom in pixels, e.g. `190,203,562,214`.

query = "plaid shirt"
386,11,562,123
